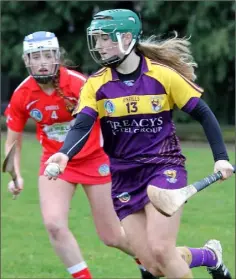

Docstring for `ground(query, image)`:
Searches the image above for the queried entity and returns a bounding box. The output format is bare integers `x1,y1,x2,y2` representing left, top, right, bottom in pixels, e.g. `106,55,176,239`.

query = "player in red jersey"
4,31,140,279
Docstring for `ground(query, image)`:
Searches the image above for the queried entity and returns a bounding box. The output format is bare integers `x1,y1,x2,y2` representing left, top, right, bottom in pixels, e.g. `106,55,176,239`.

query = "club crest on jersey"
98,164,110,176
104,100,115,116
116,192,131,203
164,169,177,183
150,96,163,112
30,109,43,121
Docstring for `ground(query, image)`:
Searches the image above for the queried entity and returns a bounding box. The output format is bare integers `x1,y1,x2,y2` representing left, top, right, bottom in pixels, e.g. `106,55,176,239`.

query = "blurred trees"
1,1,235,124
142,1,235,124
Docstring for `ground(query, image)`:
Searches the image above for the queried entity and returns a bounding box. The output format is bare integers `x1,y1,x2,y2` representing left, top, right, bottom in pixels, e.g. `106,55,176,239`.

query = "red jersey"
5,67,103,159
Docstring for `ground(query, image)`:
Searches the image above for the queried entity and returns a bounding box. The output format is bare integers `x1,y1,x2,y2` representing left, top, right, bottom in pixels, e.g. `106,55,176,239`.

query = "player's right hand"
8,176,24,197
44,152,69,179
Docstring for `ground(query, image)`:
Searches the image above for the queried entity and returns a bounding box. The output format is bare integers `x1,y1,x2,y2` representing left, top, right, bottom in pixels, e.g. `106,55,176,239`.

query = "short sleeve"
4,90,28,132
72,79,98,119
169,70,203,113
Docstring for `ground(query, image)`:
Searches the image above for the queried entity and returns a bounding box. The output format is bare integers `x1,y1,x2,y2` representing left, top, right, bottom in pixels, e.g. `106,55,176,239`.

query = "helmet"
87,9,142,67
23,31,60,84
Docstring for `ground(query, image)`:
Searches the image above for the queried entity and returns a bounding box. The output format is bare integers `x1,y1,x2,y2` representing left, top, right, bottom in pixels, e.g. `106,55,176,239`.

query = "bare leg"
145,203,192,278
82,182,134,255
121,203,193,278
121,208,161,276
39,176,84,267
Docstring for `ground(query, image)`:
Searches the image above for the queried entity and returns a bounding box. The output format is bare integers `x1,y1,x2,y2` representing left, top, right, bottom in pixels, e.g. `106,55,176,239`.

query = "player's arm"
168,69,229,161
188,99,229,162
5,90,28,177
4,90,28,191
5,128,23,178
169,69,233,178
59,79,98,161
59,112,95,160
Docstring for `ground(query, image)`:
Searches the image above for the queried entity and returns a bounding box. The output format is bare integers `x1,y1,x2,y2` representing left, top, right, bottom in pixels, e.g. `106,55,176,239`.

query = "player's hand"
44,152,69,180
214,160,234,180
8,176,24,198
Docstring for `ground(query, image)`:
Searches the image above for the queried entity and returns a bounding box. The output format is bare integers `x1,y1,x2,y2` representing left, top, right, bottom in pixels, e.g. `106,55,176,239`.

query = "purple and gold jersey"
74,56,203,166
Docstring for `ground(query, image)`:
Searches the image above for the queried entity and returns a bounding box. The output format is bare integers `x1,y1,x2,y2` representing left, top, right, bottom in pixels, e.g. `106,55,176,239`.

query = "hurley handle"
193,165,235,192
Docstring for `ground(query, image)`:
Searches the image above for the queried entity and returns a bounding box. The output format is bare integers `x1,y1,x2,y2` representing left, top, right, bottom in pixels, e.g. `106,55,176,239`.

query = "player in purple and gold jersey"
45,9,233,279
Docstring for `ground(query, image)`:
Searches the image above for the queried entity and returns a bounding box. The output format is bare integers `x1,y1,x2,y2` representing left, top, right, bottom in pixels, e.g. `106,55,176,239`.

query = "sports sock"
67,262,92,278
178,246,217,268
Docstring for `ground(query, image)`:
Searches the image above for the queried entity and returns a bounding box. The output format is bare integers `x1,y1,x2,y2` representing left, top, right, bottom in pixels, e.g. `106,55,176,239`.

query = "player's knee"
96,224,124,248
151,242,173,265
99,232,121,248
44,218,68,240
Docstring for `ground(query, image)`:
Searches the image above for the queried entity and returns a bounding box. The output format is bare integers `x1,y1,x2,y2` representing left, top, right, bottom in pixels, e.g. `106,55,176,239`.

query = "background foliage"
1,1,235,124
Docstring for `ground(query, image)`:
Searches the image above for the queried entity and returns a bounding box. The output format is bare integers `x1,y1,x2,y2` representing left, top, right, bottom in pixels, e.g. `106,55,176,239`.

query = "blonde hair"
136,32,197,81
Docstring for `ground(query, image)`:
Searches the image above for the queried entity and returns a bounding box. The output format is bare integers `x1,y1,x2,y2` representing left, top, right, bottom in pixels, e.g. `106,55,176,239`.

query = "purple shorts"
111,161,187,220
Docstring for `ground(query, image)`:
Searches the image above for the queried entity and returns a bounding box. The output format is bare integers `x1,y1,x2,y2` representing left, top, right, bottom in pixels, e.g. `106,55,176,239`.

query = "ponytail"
53,71,75,113
136,32,197,81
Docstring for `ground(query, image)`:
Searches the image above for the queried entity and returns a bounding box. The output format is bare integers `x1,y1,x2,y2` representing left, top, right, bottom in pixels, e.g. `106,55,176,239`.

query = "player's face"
94,33,120,60
28,50,58,76
88,30,133,65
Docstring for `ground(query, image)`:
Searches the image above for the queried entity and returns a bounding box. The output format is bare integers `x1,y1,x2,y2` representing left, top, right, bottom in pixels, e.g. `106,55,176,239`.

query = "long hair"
136,32,197,81
52,47,78,113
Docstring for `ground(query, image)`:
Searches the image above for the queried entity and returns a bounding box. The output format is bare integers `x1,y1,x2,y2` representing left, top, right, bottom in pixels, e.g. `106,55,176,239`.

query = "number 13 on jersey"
126,102,138,113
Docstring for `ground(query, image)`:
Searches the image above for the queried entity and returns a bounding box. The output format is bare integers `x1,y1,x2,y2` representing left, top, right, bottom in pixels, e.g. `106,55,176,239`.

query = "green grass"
1,134,235,278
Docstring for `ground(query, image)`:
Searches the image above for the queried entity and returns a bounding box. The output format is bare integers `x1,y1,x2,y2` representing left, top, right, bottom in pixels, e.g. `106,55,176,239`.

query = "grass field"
1,134,235,279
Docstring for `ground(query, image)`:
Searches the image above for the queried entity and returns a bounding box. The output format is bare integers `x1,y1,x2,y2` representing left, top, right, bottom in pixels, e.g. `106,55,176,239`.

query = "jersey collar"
111,55,150,81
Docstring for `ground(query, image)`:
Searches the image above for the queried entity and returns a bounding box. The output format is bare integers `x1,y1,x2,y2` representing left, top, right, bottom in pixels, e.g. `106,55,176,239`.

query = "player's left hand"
214,160,234,180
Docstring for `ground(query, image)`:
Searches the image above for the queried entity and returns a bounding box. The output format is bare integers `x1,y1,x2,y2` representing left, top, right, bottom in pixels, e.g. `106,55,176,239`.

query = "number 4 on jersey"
51,111,58,119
